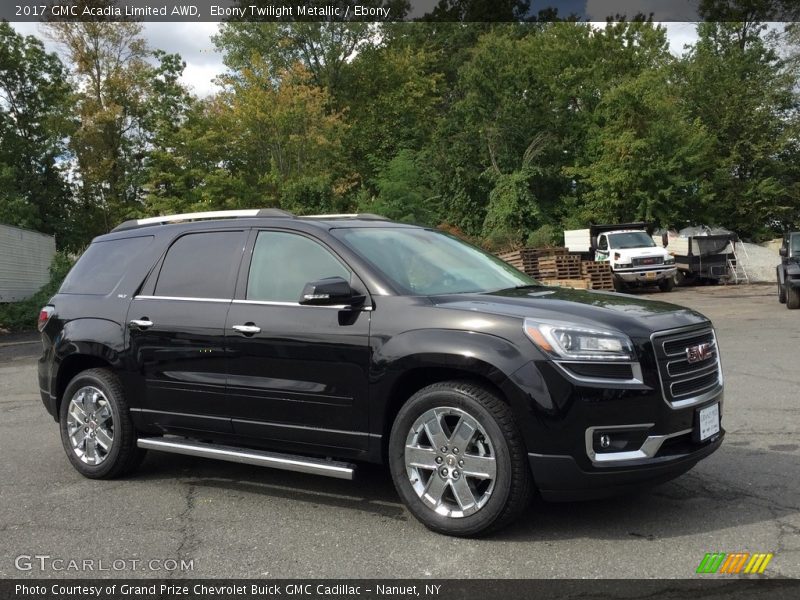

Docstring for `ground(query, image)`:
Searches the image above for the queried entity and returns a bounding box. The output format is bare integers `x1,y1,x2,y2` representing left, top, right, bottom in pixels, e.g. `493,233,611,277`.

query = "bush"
0,251,76,332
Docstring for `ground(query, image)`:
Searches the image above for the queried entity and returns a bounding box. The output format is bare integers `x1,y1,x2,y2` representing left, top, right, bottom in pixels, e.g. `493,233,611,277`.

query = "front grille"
633,256,664,267
652,326,721,405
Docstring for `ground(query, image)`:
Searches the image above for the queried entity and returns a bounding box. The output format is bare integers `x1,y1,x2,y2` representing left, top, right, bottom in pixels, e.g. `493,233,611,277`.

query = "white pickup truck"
564,223,677,292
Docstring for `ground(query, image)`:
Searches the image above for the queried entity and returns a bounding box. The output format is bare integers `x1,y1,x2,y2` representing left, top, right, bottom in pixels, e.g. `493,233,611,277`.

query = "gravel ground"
739,243,780,283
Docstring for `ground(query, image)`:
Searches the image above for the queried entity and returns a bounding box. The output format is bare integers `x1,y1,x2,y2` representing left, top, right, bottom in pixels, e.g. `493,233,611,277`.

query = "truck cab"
777,232,800,309
564,223,677,292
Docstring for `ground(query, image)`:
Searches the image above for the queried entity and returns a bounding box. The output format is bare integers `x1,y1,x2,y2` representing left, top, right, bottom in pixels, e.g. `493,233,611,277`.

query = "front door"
225,230,371,453
127,229,246,434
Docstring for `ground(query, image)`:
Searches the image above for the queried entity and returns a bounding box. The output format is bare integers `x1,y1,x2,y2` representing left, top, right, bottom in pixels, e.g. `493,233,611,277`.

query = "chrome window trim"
553,360,646,388
134,295,231,303
133,295,372,310
650,325,723,410
585,424,693,465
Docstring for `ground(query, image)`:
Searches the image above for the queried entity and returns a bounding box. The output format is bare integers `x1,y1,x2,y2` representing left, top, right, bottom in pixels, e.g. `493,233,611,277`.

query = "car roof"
93,210,419,242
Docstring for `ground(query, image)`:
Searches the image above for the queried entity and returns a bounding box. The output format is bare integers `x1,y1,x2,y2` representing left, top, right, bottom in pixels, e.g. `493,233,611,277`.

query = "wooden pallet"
495,247,568,278
580,261,615,290
540,278,589,289
537,255,582,279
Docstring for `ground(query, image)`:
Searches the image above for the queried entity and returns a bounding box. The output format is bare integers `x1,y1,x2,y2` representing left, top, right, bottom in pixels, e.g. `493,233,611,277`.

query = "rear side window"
155,231,244,299
247,231,350,302
60,236,153,295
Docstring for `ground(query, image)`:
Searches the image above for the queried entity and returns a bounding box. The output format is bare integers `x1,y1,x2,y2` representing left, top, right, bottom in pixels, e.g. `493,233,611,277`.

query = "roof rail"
300,213,390,221
112,208,294,232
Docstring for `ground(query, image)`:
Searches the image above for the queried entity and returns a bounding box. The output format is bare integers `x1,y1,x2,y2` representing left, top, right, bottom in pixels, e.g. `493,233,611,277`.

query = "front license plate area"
696,403,720,442
646,271,657,280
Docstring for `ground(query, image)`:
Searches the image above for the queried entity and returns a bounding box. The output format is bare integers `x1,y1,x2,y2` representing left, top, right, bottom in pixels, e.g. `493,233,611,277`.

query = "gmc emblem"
686,342,713,364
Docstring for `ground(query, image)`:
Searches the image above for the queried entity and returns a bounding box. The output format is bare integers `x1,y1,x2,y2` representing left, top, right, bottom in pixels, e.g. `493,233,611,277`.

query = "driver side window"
247,231,350,303
598,235,609,251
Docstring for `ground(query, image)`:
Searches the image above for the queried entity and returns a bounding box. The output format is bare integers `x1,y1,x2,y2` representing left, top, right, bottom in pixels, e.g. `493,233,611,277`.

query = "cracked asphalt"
0,285,798,579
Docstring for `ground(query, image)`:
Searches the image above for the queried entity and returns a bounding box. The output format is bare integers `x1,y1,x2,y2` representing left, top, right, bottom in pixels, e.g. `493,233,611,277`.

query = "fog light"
600,434,612,449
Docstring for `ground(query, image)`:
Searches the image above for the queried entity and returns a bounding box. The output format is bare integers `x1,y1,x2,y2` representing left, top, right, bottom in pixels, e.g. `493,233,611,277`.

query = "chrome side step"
137,437,355,480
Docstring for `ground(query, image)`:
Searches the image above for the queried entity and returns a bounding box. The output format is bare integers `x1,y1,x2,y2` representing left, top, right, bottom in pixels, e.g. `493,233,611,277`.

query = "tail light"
38,306,54,332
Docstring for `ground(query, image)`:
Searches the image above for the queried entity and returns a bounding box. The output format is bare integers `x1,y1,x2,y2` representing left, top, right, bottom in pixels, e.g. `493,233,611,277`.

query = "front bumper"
529,431,723,501
615,266,677,283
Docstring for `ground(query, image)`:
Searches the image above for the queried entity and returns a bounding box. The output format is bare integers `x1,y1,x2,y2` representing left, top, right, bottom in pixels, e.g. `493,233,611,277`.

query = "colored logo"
696,552,773,574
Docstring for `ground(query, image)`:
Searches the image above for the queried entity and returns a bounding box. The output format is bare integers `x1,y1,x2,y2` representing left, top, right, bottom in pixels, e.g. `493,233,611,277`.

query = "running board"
137,437,355,480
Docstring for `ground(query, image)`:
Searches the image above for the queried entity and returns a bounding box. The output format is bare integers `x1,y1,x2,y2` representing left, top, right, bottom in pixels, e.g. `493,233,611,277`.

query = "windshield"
792,235,800,256
332,227,536,295
607,231,656,249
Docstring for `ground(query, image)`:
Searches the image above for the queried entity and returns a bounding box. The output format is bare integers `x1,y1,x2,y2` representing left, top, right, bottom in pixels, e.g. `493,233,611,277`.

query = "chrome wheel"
404,407,497,518
66,386,115,465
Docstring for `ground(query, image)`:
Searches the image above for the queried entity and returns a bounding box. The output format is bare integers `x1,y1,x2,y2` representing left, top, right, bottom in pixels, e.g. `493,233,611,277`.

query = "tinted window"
247,231,350,302
61,236,153,295
155,231,244,299
608,232,656,249
332,227,534,295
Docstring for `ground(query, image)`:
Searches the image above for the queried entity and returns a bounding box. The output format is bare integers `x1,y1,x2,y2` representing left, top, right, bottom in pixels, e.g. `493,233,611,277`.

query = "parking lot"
1,285,798,579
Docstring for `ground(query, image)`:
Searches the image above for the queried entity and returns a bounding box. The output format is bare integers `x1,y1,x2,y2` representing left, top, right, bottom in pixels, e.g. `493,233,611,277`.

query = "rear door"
225,229,372,453
127,229,246,434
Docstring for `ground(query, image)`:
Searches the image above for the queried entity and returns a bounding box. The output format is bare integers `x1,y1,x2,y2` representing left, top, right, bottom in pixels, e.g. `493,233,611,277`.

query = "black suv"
777,232,800,309
38,210,724,536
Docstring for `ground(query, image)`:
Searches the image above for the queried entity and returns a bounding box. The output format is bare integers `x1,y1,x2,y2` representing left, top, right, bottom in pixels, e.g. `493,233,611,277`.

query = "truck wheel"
787,286,800,310
388,381,532,537
613,279,626,292
59,368,145,479
778,283,787,304
659,278,675,292
673,271,688,287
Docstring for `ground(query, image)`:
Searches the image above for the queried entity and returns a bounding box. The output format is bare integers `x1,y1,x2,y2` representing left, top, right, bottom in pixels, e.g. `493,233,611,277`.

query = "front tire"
388,381,532,537
658,277,675,292
779,283,787,304
59,368,145,479
613,278,626,292
787,286,800,310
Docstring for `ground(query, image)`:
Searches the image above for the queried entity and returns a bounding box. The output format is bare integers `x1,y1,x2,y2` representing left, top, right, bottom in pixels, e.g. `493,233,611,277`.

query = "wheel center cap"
445,455,457,467
89,421,97,431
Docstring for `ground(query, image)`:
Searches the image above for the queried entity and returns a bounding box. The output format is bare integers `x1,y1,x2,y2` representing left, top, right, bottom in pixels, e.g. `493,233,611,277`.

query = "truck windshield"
607,232,656,249
792,235,800,256
332,227,536,295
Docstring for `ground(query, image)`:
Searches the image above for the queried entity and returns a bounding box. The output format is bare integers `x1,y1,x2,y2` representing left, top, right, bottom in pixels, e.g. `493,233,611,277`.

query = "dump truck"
564,222,677,292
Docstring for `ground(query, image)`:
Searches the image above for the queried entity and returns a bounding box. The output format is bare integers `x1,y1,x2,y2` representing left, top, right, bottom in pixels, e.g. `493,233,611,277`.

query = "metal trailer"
0,223,56,302
655,232,738,285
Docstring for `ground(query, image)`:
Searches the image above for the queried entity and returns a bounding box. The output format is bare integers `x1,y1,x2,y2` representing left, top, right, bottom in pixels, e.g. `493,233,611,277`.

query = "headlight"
523,318,635,361
616,262,632,269
664,256,675,264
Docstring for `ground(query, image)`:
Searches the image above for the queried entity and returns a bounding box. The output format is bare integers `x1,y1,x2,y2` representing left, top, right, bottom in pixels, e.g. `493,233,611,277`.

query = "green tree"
678,21,800,236
358,149,435,224
0,22,74,246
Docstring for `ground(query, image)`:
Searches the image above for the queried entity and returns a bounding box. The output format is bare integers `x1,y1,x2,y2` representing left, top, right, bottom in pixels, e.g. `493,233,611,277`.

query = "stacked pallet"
537,255,582,279
581,261,615,291
538,278,589,289
495,247,568,278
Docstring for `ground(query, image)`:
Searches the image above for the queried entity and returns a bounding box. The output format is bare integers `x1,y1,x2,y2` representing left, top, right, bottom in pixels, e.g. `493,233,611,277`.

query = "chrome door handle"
129,319,153,330
232,324,261,335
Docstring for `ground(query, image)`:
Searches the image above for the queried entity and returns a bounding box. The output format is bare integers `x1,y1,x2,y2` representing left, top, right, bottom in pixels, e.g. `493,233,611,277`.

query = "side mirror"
299,276,360,307
780,247,788,258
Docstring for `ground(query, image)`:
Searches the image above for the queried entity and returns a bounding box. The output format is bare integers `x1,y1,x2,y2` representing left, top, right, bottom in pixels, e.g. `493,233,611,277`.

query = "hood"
613,246,669,258
429,286,708,339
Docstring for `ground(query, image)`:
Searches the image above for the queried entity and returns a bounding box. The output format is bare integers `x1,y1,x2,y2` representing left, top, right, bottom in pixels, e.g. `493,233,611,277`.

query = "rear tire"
59,368,145,479
778,282,787,304
658,277,675,292
787,286,800,310
388,381,532,537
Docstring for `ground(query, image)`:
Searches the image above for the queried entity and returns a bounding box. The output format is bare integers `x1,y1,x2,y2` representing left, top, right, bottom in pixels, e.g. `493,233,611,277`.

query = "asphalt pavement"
0,285,798,579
